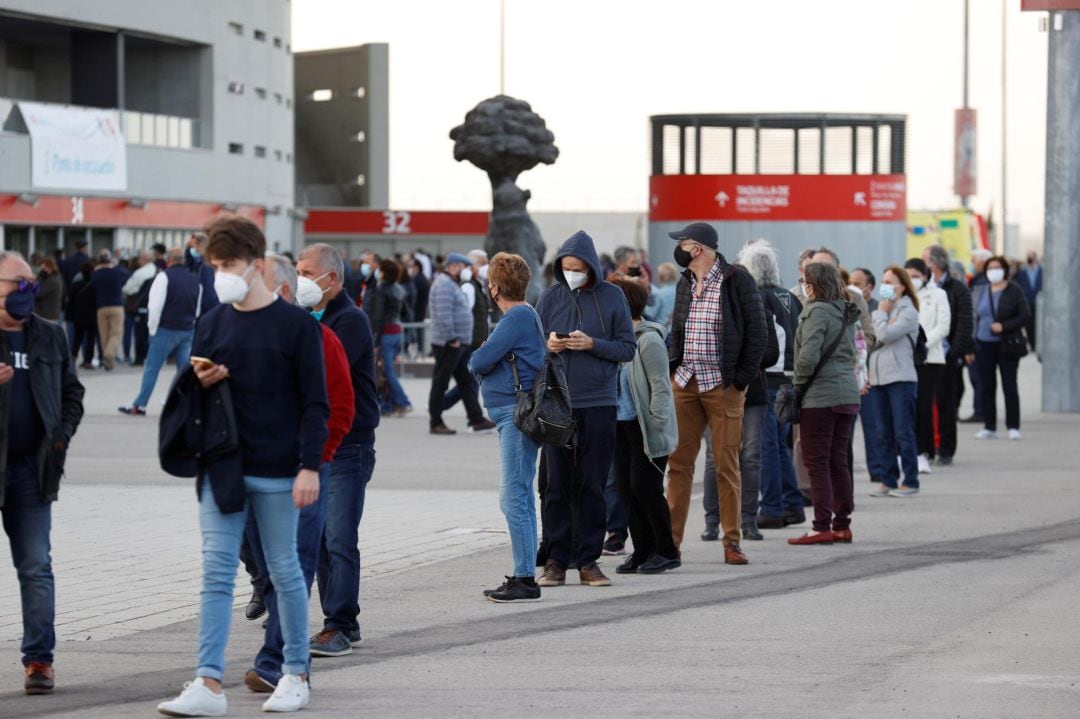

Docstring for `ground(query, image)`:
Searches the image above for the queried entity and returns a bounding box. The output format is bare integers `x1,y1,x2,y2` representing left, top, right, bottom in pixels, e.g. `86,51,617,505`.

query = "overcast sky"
294,0,1051,245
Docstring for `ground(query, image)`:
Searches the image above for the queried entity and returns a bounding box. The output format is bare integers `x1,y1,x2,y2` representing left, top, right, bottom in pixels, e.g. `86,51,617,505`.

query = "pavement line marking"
3,517,1078,717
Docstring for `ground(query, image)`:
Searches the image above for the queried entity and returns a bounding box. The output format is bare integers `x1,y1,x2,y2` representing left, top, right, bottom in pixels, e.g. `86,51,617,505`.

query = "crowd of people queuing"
0,212,1044,713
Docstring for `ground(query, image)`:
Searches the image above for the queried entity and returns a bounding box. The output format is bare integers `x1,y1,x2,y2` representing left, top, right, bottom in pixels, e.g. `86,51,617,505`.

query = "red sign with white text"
0,194,265,228
305,209,489,236
1021,0,1080,10
649,174,906,222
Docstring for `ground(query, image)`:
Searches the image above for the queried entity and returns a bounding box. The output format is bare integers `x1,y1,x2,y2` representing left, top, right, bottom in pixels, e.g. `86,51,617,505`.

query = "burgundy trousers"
799,406,856,533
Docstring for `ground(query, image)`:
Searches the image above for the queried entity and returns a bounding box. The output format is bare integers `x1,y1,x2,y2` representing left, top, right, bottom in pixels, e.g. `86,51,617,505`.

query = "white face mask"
478,265,489,282
564,270,588,291
987,268,1006,284
296,273,329,308
460,267,473,283
214,264,255,305
911,277,925,291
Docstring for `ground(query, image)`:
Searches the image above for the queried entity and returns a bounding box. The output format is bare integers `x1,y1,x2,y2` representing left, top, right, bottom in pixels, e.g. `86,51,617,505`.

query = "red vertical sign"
954,108,977,197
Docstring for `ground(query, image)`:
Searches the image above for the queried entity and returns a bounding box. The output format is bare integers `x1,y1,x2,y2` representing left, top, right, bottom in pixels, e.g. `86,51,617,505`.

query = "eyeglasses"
0,278,39,295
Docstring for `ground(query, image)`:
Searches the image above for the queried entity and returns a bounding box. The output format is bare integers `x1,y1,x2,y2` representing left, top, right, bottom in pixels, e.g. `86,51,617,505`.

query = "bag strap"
507,352,523,392
801,318,847,396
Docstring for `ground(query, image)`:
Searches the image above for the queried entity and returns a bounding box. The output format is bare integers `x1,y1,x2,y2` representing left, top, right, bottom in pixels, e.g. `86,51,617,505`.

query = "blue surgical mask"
360,264,372,279
3,279,39,321
311,307,326,321
879,284,896,300
189,248,202,262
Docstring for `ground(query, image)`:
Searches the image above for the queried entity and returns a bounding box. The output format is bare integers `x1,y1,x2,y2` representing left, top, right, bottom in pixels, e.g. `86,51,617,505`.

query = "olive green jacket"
794,299,861,409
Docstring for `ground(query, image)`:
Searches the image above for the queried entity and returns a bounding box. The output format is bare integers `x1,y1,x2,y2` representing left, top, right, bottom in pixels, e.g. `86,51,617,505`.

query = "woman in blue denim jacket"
468,253,546,603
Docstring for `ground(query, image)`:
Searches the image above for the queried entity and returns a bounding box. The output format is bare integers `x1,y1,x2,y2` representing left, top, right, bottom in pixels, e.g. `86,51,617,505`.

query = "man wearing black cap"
665,222,767,566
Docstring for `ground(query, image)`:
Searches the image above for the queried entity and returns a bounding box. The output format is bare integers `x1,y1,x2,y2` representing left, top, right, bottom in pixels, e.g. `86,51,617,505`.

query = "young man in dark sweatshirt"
535,230,636,588
296,243,379,658
157,215,327,716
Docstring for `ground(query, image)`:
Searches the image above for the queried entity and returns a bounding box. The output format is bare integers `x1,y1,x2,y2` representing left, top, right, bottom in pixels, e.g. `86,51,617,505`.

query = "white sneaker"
157,678,227,717
1008,429,1021,441
975,429,997,440
917,454,932,474
262,673,310,713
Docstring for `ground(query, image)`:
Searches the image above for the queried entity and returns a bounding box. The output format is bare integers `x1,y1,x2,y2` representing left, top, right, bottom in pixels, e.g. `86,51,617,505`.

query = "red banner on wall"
1021,0,1080,10
305,209,489,236
649,174,906,222
0,195,265,228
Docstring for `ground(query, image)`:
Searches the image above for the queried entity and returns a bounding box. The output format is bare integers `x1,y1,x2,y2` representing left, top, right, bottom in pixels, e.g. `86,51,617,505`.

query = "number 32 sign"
382,211,411,234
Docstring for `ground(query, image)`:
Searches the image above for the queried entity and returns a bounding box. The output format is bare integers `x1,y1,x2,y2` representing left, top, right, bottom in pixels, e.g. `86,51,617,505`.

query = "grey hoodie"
869,295,920,385
625,320,678,458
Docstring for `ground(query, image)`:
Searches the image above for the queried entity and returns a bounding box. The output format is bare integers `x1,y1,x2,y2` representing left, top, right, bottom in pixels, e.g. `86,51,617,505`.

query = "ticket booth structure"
302,208,489,261
648,113,908,283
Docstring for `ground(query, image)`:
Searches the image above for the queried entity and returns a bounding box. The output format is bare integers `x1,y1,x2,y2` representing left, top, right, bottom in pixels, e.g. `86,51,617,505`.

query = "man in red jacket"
242,253,355,691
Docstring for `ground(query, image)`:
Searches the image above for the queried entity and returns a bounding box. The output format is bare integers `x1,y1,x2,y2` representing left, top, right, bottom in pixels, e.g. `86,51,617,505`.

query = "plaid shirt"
675,259,724,391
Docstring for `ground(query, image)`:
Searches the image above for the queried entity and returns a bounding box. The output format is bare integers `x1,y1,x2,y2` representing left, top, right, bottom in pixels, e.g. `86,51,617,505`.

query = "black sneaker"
483,576,514,597
756,513,786,529
936,455,954,467
615,556,644,574
638,554,681,574
602,533,626,555
118,405,146,416
488,576,540,603
430,424,457,435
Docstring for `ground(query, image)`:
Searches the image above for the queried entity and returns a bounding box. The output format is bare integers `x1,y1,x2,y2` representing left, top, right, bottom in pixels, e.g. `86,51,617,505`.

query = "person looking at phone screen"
156,216,329,716
534,230,636,589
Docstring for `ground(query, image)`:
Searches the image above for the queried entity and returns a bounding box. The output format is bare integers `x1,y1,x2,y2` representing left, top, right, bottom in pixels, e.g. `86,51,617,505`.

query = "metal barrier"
400,320,432,358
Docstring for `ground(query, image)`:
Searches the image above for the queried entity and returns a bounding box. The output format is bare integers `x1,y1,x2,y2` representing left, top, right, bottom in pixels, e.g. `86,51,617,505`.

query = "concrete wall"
648,220,907,289
0,0,297,249
0,39,70,101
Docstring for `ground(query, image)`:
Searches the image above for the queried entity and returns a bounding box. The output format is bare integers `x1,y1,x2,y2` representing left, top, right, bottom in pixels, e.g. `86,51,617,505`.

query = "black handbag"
988,287,1029,360
774,314,848,425
505,311,577,448
508,351,577,448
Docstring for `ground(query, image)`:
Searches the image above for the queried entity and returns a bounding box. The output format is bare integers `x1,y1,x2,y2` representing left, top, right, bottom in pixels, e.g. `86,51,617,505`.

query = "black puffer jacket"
937,272,974,361
364,281,406,347
986,281,1031,341
669,255,768,391
0,315,85,507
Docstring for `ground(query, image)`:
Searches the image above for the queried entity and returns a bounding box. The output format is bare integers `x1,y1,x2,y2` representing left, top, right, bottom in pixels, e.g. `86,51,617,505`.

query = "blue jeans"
871,382,919,489
133,328,193,408
379,334,411,410
859,388,888,481
759,387,803,517
489,405,540,577
250,465,329,684
604,463,627,538
317,442,376,635
197,477,307,680
2,457,54,666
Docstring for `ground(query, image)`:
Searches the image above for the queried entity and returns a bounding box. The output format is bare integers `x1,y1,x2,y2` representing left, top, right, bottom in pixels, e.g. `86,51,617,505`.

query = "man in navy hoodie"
535,231,636,588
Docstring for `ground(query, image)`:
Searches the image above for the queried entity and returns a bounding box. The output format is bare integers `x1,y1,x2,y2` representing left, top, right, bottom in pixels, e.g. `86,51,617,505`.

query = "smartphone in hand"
190,356,216,369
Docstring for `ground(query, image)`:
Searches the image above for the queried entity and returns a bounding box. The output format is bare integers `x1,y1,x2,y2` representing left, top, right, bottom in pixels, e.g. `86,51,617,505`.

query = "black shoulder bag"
774,317,847,425
988,286,1028,360
506,312,577,448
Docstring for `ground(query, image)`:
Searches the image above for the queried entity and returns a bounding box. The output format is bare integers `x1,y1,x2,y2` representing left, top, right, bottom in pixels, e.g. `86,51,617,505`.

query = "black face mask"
626,266,641,277
674,246,694,268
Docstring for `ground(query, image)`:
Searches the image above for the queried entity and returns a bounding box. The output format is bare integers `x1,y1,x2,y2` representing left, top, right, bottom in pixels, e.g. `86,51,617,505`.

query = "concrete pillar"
28,225,36,256
0,224,5,251
1041,10,1080,413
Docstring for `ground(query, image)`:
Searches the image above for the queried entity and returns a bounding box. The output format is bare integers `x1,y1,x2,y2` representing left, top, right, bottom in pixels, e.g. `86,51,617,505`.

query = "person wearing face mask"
118,248,201,416
666,223,768,567
157,217,328,716
973,255,1031,441
294,243,379,658
444,249,491,418
534,231,636,589
0,250,85,696
239,252,354,694
466,253,547,601
184,232,219,315
867,265,922,497
425,252,494,435
903,258,951,474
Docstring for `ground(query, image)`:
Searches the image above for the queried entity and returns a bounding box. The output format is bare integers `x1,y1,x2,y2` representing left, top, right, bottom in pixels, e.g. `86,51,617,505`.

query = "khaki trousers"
96,306,124,370
667,379,746,548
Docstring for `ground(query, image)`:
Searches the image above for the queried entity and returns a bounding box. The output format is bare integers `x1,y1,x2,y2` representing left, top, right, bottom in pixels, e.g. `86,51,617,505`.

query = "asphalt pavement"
1,357,1077,718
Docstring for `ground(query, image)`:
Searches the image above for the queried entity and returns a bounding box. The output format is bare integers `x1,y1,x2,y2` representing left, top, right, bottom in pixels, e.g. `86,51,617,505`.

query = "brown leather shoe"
724,544,749,565
24,662,54,695
578,562,611,587
536,560,565,587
